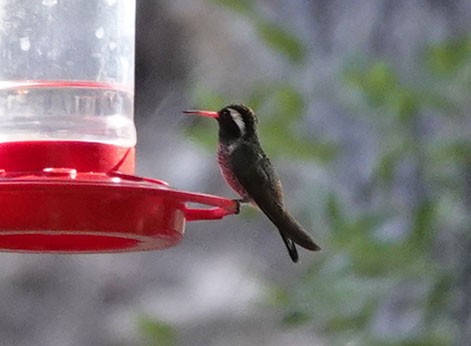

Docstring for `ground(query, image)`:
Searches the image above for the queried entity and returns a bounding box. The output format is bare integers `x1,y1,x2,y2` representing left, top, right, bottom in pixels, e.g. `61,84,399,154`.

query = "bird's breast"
217,144,249,199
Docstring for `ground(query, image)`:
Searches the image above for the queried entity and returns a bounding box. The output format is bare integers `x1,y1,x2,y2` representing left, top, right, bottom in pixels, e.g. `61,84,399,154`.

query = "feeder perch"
0,1,238,253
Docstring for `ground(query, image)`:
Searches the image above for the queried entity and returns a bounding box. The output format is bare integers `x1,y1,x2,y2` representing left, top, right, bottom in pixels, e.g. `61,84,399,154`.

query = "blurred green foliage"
210,0,306,63
345,61,420,121
137,316,177,346
272,36,470,346
425,37,471,76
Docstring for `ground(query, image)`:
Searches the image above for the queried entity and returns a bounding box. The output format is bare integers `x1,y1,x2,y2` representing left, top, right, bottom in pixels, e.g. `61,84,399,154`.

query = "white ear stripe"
229,108,245,134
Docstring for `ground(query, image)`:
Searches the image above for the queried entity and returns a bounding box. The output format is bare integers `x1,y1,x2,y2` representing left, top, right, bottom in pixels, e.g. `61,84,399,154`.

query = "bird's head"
184,104,258,144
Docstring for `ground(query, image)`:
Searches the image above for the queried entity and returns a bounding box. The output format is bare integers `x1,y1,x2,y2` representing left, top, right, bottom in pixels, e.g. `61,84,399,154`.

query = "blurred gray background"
0,1,470,345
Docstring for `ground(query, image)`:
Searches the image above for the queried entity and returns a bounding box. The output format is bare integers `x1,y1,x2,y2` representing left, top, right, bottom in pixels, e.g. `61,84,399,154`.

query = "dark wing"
230,142,320,254
229,142,285,214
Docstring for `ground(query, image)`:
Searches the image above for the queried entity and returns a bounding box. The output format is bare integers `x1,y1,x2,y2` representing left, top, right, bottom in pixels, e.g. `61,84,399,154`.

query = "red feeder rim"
0,141,239,253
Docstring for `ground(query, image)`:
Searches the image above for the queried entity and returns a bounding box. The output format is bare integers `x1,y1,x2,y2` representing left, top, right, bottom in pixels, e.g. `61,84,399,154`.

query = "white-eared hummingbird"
184,104,320,262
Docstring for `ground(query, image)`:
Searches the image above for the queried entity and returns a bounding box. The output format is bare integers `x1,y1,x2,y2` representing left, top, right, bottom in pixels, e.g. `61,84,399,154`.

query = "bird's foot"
232,197,250,214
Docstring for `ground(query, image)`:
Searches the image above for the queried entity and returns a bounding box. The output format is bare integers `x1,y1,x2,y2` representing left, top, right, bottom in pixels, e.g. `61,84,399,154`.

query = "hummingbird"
184,104,320,262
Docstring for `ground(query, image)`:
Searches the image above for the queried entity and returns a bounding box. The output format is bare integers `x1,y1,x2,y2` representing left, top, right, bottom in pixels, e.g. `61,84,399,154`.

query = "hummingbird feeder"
0,0,238,253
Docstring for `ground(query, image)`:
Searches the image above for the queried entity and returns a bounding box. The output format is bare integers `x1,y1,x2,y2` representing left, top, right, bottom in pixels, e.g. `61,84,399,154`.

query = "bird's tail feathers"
280,234,299,262
275,211,321,251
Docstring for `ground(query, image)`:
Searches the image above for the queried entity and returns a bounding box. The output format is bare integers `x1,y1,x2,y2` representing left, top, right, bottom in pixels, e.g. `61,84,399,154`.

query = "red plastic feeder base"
0,141,239,253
